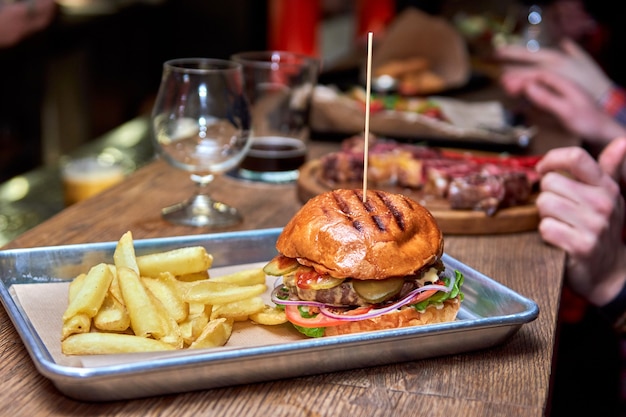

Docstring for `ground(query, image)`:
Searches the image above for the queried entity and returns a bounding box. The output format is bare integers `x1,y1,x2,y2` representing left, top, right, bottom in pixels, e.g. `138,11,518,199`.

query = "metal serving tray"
0,228,538,401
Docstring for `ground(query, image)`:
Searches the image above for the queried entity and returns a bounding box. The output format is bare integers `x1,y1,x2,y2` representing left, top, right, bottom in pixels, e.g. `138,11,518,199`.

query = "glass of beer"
231,51,319,183
61,156,125,206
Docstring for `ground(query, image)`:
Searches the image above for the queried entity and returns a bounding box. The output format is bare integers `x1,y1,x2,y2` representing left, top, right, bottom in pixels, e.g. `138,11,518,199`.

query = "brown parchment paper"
11,262,307,368
311,85,536,144
368,7,470,89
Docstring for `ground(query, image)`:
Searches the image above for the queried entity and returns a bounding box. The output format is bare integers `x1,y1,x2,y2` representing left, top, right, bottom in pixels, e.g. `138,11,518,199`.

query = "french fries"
210,296,266,321
183,281,267,305
142,274,188,323
179,304,210,345
93,292,130,332
61,231,283,356
137,247,213,278
62,263,113,321
208,268,266,285
62,314,91,340
113,231,139,274
117,266,167,340
189,318,233,349
62,333,176,355
249,304,288,326
93,266,130,332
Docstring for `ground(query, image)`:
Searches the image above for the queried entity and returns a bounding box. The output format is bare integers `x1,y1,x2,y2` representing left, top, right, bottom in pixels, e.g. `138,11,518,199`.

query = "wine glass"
151,58,251,227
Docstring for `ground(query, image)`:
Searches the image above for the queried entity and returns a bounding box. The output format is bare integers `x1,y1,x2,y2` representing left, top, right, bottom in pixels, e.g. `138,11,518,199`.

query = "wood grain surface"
0,154,565,417
0,97,577,416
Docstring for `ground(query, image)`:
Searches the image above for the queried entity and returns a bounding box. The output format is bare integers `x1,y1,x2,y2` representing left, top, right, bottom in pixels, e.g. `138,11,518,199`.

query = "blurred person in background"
0,0,56,48
536,138,626,417
0,0,57,183
499,54,626,415
494,1,626,415
537,139,626,317
495,0,626,153
497,54,626,151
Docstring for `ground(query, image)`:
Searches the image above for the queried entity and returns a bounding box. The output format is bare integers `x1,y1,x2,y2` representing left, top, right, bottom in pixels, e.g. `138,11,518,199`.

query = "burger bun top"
276,189,443,279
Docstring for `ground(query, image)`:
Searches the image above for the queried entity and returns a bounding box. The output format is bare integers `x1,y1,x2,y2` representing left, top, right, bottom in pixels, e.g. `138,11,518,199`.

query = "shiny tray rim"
0,228,539,401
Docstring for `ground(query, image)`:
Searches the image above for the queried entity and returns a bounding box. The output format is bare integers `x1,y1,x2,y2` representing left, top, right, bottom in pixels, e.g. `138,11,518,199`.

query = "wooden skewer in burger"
263,33,464,337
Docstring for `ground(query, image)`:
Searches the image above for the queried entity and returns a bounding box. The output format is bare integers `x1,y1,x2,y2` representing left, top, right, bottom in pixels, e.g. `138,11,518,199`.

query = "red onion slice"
319,283,449,321
271,274,456,322
270,282,327,308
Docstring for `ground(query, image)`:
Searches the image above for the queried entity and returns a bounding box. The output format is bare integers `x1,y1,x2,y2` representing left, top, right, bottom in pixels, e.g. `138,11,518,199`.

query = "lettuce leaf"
412,270,464,312
293,324,325,338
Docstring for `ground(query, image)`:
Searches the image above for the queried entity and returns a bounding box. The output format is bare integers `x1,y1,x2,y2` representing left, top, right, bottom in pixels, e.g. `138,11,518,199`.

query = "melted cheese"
416,267,439,286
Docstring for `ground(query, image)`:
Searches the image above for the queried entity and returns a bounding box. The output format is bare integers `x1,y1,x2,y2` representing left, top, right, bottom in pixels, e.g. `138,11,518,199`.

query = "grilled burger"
264,188,464,337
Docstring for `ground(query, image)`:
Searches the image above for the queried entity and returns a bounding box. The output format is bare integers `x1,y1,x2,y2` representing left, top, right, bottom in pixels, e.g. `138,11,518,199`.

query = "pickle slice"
262,255,300,276
353,277,405,303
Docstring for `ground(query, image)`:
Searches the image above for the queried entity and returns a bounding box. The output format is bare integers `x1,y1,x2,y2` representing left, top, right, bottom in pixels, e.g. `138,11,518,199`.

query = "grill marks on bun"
376,190,409,232
329,189,410,236
331,190,371,233
277,189,443,280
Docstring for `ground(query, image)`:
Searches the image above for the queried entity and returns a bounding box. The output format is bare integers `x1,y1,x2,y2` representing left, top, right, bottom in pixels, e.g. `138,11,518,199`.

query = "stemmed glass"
151,58,251,227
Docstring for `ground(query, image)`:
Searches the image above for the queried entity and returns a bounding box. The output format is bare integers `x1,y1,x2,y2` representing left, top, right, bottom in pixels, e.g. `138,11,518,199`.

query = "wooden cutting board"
297,159,539,235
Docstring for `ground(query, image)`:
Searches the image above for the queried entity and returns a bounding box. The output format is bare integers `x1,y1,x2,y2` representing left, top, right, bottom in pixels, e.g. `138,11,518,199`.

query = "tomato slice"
407,289,437,304
285,290,439,328
284,305,373,328
285,305,346,328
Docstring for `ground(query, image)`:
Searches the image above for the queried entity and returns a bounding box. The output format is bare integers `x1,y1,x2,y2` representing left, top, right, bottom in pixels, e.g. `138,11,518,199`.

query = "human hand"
500,69,626,146
0,0,57,49
535,138,626,306
543,0,598,42
495,38,612,102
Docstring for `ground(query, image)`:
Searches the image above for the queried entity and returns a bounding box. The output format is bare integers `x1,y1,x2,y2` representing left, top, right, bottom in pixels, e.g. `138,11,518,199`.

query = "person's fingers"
524,80,566,109
529,70,587,97
537,216,579,254
598,137,626,181
494,44,556,65
559,37,587,60
499,67,541,95
536,185,585,223
536,146,604,186
537,189,610,259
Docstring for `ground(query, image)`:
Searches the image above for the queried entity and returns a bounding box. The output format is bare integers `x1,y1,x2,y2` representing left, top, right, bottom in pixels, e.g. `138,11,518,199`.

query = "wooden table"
0,115,575,416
